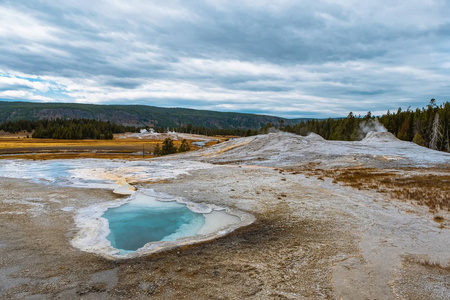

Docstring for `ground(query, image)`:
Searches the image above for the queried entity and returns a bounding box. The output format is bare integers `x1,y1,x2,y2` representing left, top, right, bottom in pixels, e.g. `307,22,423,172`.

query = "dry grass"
433,215,445,223
287,167,450,212
0,136,203,160
433,215,446,229
417,260,450,271
0,137,159,148
404,256,450,271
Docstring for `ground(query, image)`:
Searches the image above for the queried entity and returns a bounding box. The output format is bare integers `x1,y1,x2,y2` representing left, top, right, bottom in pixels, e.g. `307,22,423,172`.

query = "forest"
0,118,139,140
0,101,300,129
166,100,449,152
281,99,449,152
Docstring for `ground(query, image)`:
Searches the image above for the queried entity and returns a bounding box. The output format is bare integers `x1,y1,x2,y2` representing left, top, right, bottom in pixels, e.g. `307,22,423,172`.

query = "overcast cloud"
0,0,449,118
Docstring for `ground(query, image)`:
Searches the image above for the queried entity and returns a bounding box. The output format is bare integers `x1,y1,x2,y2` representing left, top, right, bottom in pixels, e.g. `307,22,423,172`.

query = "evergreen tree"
397,118,410,141
153,143,161,156
161,137,177,155
178,139,190,152
413,132,425,146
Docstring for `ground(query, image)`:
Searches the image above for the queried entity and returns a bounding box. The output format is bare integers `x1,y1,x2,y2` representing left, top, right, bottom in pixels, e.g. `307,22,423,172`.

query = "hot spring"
103,195,206,253
0,159,255,259
94,191,251,257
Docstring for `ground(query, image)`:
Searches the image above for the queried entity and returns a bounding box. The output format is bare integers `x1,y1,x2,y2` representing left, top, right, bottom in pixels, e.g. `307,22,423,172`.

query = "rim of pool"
71,189,255,260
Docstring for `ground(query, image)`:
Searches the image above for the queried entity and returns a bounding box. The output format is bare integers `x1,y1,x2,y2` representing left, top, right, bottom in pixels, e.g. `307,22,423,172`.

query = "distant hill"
0,101,309,129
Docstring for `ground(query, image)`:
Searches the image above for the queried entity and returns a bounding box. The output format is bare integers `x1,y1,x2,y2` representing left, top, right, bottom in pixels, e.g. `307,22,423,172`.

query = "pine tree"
413,132,425,146
178,139,190,152
153,143,161,156
161,138,177,155
397,118,410,141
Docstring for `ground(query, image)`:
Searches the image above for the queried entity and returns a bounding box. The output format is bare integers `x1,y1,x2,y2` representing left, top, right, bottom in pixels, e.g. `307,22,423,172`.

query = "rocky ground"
1,132,449,299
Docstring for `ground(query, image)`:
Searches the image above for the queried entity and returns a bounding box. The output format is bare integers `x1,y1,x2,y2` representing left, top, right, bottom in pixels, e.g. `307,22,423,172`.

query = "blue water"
103,198,206,252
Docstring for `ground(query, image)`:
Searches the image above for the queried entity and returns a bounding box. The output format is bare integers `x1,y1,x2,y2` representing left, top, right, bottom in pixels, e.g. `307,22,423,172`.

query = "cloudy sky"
0,1,449,118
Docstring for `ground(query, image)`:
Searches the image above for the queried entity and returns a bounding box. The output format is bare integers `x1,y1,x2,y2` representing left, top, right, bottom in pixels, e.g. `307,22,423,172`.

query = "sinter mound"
362,131,401,143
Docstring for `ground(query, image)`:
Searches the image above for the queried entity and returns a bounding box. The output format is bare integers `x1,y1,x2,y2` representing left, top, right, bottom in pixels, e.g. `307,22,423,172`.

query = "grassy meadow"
0,132,220,160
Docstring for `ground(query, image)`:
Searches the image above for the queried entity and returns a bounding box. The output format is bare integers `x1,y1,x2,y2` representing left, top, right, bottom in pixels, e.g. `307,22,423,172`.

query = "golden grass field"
0,132,221,160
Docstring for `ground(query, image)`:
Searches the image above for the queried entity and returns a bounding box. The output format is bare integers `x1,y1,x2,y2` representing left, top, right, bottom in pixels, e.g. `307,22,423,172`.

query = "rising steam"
358,118,387,140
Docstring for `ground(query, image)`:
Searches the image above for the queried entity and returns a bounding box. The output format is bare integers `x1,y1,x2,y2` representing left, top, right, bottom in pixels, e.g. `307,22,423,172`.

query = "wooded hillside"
0,119,139,140
0,102,307,129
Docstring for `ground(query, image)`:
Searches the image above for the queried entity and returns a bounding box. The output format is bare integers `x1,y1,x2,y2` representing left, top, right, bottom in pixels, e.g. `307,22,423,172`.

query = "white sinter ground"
0,158,254,259
178,131,450,168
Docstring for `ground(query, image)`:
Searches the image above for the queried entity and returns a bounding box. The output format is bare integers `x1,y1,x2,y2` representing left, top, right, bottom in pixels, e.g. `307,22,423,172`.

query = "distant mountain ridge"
0,101,309,129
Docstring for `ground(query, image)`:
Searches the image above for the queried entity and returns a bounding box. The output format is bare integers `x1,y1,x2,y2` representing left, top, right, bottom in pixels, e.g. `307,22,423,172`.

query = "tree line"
280,99,449,152
153,125,259,137
162,100,449,152
0,118,140,140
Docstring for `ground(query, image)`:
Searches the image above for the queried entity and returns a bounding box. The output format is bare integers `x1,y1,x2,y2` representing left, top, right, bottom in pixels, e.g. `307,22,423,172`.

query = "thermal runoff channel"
103,194,206,252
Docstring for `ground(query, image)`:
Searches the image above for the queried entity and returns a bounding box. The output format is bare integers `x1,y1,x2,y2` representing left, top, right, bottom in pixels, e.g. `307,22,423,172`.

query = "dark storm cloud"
0,1,449,117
